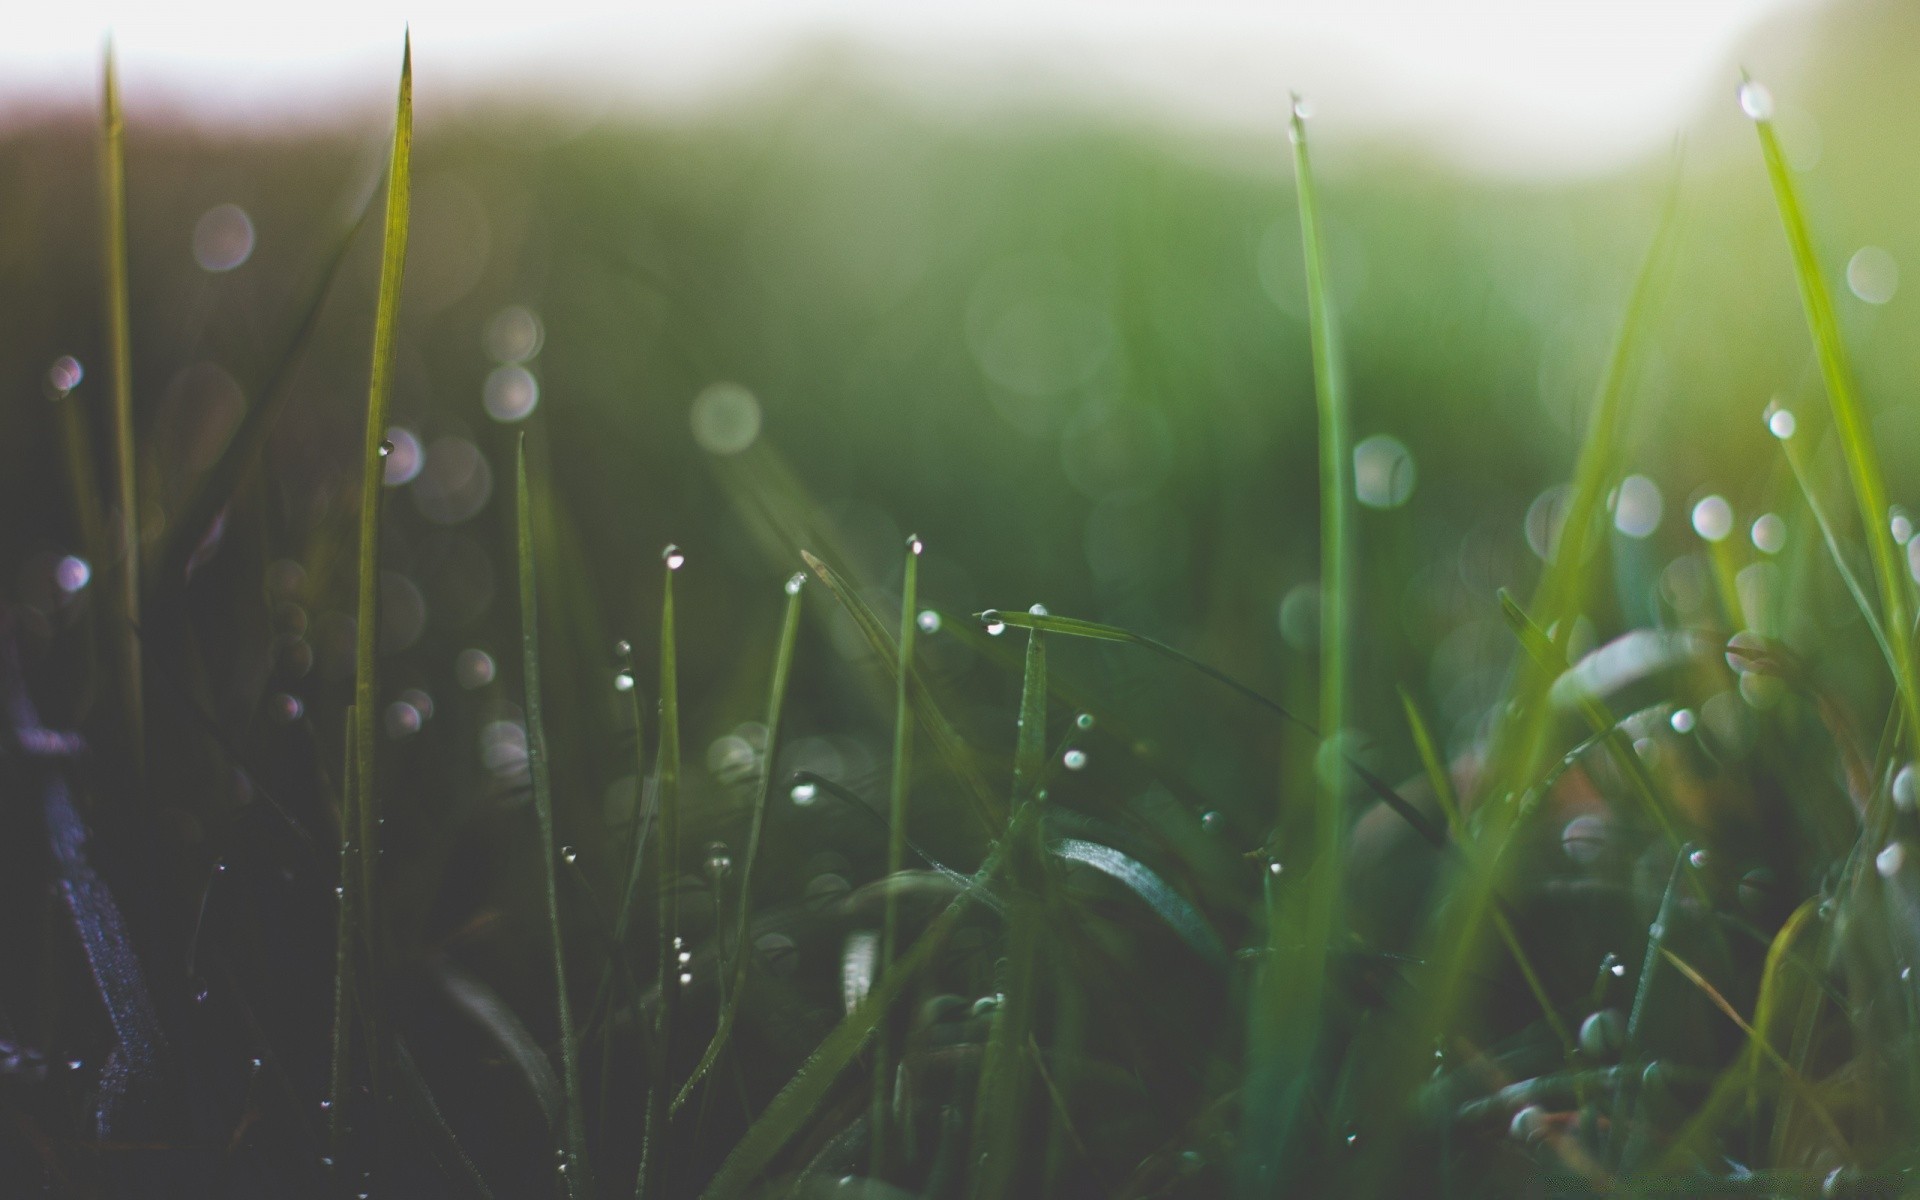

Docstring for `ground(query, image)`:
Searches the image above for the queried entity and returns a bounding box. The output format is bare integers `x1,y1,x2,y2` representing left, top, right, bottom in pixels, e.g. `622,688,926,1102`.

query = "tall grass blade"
1752,84,1920,754
673,572,805,1112
1777,424,1899,683
871,536,921,1172
969,623,1050,1195
516,436,594,1199
640,544,684,1199
349,36,412,1061
99,40,143,779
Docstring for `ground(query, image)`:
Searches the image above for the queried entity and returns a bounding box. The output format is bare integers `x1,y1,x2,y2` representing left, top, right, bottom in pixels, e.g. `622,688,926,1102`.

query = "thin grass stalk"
1751,86,1920,758
639,544,683,1199
329,712,358,1161
99,40,143,780
517,437,594,1198
871,535,922,1174
349,36,413,1047
673,571,805,1112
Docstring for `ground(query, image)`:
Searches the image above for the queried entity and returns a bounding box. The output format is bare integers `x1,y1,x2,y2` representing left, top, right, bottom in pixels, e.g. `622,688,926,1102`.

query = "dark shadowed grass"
99,40,142,781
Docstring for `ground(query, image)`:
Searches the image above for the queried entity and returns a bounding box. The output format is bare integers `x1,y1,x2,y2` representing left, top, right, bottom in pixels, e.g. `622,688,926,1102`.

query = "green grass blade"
1751,81,1920,755
1776,419,1899,682
697,840,1011,1200
349,36,412,1060
673,572,805,1113
329,711,358,1159
802,550,1005,832
1012,614,1047,805
99,39,143,780
640,543,684,1200
871,536,922,1172
517,436,594,1199
1046,838,1225,966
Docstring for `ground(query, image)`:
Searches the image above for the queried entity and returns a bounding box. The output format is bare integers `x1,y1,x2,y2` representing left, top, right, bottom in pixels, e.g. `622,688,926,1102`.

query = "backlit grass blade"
977,607,1444,846
1751,80,1920,755
673,571,805,1113
871,535,921,1172
350,33,412,1031
640,543,684,1200
698,837,1013,1200
801,550,1005,832
516,436,594,1199
100,40,143,780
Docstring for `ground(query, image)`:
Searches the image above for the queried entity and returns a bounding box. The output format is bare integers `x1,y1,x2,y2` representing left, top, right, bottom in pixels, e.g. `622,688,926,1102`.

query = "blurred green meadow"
8,0,1920,1195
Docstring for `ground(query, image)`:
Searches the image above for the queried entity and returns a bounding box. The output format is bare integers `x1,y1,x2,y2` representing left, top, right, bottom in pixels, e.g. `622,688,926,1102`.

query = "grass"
17,25,1920,1200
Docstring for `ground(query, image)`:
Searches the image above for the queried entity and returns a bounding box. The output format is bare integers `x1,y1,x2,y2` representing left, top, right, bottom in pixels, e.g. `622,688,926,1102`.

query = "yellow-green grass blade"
516,437,594,1198
698,838,1012,1200
640,544,684,1200
350,33,412,1015
1752,82,1920,756
801,550,1005,833
100,39,143,781
673,571,805,1113
870,536,922,1172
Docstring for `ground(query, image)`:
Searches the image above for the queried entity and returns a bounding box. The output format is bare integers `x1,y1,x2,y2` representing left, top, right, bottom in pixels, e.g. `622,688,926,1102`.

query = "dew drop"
1688,848,1711,870
662,544,686,571
705,841,734,881
377,439,393,458
791,780,819,806
1895,763,1917,811
1767,407,1797,440
1062,749,1088,771
561,846,577,864
55,555,91,594
785,572,806,596
986,620,1007,637
678,949,692,966
1611,961,1627,977
1268,860,1284,876
613,671,635,693
1738,80,1775,121
48,355,83,393
1670,708,1696,735
1692,496,1733,542
1751,513,1786,555
916,610,941,634
1561,815,1609,865
1201,811,1225,835
1075,712,1095,730
1028,603,1049,617
679,972,693,986
907,534,924,556
1878,841,1907,878
320,1098,333,1111
613,639,633,659
1894,508,1915,546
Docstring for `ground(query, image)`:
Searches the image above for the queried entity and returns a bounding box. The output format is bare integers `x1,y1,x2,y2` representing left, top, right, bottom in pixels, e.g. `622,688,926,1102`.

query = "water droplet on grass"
1028,603,1049,616
48,355,83,393
1561,815,1608,865
1895,763,1917,811
663,544,685,571
1767,407,1797,440
1062,749,1088,771
613,671,634,692
1670,708,1696,734
1878,842,1907,878
1738,80,1774,121
1201,811,1225,835
786,573,806,596
1689,848,1711,870
1751,513,1786,554
1613,474,1663,538
791,780,819,806
561,846,577,864
1692,496,1733,542
986,619,1006,636
1848,246,1898,305
1075,712,1095,730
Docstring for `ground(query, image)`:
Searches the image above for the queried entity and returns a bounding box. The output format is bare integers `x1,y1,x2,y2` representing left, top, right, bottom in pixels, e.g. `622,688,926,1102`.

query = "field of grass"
7,4,1920,1196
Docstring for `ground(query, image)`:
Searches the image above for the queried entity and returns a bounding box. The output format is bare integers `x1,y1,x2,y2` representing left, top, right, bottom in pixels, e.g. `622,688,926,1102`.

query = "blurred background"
4,0,1920,1189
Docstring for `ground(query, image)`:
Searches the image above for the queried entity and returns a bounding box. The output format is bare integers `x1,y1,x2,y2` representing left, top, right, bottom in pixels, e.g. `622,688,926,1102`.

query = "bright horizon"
6,0,1820,174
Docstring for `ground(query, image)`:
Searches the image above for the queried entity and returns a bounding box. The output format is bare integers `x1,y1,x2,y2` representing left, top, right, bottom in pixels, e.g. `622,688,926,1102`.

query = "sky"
4,0,1822,174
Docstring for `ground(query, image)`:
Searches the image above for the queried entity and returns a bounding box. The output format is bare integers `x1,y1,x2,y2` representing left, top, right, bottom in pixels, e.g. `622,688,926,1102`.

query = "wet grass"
12,28,1920,1200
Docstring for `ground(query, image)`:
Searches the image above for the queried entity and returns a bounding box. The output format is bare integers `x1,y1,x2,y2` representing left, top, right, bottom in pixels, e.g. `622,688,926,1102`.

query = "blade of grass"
1751,81,1920,757
1046,838,1225,967
673,571,806,1113
639,543,684,1200
968,621,1051,1195
329,711,358,1160
870,536,922,1174
99,39,143,781
517,436,594,1199
348,37,412,1083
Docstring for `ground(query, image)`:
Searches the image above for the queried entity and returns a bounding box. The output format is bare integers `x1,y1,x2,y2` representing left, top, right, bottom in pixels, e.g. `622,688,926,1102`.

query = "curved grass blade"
1751,82,1920,756
801,550,1005,833
698,838,1011,1200
515,436,594,1199
1047,838,1225,966
349,37,412,1072
674,573,805,1113
640,545,684,1199
429,953,561,1131
976,607,1444,847
100,40,144,781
